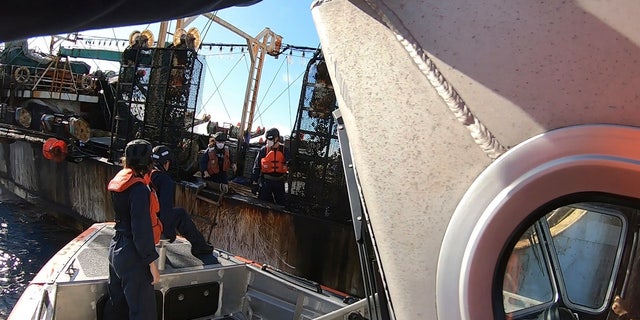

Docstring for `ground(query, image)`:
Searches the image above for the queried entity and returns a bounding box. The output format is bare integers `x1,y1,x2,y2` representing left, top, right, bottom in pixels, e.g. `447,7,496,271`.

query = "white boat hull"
9,223,361,320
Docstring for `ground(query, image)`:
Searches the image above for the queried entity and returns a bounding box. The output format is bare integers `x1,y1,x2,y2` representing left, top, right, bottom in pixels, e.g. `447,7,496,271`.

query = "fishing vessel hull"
0,140,362,296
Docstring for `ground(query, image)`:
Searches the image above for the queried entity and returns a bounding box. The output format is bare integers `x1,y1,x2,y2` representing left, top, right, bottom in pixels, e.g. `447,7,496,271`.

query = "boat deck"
71,225,234,282
12,222,357,320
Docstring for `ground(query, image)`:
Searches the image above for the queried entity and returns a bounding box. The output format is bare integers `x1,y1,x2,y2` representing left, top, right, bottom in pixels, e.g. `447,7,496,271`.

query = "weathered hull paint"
176,184,363,296
0,139,363,296
0,140,117,226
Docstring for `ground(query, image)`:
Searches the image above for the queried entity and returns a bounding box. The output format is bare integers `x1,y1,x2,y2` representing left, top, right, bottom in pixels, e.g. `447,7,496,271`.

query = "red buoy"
42,138,68,163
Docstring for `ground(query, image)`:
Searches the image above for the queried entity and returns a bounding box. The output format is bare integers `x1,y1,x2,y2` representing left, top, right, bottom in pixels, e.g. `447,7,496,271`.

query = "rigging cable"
242,49,251,73
201,52,247,121
276,44,317,57
200,12,215,44
254,68,305,122
286,53,292,131
254,53,288,125
111,28,121,51
77,39,105,72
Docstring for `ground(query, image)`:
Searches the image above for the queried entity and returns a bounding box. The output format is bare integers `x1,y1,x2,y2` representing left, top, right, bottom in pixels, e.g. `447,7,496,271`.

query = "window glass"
502,202,628,319
503,225,554,313
546,206,623,309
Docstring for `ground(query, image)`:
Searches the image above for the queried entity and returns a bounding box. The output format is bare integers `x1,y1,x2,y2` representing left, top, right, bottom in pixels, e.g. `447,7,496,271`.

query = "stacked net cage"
110,46,202,171
288,50,350,223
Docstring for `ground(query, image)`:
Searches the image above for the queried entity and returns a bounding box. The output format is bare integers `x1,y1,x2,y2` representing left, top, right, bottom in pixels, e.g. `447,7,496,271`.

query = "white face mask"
266,140,274,148
215,142,225,149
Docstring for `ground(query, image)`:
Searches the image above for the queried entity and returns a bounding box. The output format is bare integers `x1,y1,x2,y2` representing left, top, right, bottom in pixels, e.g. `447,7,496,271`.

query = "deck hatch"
164,282,220,320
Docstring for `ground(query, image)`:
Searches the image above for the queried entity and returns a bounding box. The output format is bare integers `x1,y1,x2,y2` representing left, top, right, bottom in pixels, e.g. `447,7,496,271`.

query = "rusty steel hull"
0,139,363,296
176,187,362,295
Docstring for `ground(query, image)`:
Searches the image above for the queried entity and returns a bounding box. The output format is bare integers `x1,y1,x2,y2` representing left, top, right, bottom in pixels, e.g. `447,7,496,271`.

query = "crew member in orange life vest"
103,139,161,320
151,145,214,256
252,128,290,205
199,132,236,184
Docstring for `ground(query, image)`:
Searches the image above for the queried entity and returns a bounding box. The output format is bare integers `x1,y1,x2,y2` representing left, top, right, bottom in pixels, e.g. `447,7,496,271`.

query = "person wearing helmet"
151,145,215,257
199,132,236,185
104,139,161,320
251,128,290,205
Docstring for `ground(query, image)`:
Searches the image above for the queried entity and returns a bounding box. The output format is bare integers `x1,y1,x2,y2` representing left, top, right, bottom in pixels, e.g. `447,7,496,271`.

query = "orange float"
42,138,68,163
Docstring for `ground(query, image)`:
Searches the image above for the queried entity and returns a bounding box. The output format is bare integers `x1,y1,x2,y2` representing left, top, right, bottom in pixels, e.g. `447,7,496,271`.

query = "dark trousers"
160,207,210,250
259,179,286,205
104,240,157,320
206,172,228,184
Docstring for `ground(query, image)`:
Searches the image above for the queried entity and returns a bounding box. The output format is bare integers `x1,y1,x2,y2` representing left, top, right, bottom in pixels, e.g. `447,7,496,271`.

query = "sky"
26,0,320,136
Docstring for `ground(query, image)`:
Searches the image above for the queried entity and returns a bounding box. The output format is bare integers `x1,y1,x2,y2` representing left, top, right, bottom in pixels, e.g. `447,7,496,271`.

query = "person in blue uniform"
252,128,290,205
104,139,161,320
151,145,214,256
199,132,236,185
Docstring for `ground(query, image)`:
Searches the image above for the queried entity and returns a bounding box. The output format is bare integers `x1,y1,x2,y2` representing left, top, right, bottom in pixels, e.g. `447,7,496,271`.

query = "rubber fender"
42,138,68,162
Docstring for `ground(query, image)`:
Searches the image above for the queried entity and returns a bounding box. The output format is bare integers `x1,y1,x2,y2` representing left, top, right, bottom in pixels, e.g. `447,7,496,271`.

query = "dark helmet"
213,132,228,142
266,128,279,140
151,145,173,165
124,139,152,167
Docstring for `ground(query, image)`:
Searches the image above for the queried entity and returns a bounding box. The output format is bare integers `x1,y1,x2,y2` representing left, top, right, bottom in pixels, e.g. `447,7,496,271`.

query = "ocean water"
0,190,78,319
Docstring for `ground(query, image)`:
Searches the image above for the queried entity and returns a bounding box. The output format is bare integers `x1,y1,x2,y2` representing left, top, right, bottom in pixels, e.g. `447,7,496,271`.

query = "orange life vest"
107,168,163,244
207,147,231,175
150,168,161,179
260,146,288,174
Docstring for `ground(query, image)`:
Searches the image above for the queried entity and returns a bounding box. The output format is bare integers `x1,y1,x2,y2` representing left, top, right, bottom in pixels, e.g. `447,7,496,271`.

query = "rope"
201,53,247,121
201,13,215,42
111,28,121,51
254,70,305,121
255,55,288,119
286,53,292,130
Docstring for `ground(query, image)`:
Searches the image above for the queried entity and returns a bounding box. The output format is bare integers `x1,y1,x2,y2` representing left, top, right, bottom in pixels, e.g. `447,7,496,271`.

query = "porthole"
502,201,632,319
436,125,640,320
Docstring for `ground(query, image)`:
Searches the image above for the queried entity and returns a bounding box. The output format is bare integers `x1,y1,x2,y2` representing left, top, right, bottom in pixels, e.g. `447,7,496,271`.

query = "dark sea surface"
0,190,79,319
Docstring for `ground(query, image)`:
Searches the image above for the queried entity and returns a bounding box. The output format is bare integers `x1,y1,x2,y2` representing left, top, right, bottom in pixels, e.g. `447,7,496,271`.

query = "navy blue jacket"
111,182,159,265
151,169,175,219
